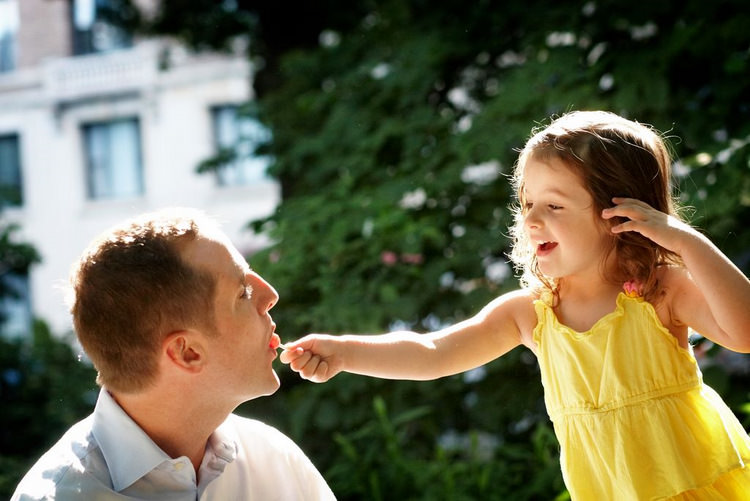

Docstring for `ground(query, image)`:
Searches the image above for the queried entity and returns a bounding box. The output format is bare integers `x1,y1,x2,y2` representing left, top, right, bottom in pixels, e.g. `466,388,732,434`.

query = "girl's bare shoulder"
654,264,693,305
652,265,692,346
656,263,689,283
482,288,539,348
484,287,540,313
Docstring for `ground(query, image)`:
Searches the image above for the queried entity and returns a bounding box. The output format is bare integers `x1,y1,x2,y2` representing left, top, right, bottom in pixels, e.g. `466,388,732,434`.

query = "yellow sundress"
533,290,750,500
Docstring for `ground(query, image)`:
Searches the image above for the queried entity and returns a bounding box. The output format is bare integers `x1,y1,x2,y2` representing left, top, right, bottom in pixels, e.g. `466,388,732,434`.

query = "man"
12,208,335,500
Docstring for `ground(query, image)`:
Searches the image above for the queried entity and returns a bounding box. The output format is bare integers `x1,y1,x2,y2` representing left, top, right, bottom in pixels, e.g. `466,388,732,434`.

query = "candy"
269,333,281,349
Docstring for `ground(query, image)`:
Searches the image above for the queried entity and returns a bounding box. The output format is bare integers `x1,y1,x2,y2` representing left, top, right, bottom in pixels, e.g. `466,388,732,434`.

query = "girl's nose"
524,206,542,230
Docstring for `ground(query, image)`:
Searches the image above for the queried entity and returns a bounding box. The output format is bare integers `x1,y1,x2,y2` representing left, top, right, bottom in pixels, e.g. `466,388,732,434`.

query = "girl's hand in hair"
602,197,696,257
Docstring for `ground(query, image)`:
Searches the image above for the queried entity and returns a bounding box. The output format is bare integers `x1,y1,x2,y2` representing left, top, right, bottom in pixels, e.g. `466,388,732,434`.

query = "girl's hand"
601,197,696,255
604,198,750,353
279,334,344,383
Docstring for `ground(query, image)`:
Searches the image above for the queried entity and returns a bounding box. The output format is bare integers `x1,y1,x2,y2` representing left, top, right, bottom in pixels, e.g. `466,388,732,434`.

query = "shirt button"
174,462,185,471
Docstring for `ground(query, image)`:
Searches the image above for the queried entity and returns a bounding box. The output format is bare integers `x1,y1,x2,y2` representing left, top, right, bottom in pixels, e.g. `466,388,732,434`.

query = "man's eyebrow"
236,266,249,284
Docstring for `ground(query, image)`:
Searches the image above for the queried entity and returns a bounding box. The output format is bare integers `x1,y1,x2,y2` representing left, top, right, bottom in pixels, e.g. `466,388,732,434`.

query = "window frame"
210,104,273,187
0,0,18,72
0,132,23,208
70,0,133,56
81,117,144,200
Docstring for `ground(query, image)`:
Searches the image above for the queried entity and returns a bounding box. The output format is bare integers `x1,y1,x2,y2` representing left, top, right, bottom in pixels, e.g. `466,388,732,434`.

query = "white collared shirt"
12,389,336,500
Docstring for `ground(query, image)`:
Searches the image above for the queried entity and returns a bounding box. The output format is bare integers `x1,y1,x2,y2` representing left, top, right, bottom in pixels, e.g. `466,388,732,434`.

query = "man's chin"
239,374,281,403
261,374,281,397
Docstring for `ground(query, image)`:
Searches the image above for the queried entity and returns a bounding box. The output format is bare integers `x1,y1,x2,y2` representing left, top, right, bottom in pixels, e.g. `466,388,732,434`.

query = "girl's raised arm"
604,197,750,352
280,289,534,382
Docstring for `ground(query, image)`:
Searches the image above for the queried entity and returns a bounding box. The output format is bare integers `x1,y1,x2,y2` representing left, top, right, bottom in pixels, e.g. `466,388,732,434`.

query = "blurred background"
1,1,748,499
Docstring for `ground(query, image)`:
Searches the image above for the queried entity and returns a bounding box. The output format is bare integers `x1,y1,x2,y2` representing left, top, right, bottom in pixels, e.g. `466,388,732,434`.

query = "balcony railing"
0,40,250,112
43,42,159,102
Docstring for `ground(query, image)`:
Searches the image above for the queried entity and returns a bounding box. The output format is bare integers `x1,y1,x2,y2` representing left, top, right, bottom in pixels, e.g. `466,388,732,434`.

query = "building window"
82,118,143,200
0,269,31,338
211,105,272,186
0,133,22,207
71,0,132,56
0,0,18,72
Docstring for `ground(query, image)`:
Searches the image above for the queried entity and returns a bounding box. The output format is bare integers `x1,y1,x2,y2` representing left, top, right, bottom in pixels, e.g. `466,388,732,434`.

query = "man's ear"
163,331,205,374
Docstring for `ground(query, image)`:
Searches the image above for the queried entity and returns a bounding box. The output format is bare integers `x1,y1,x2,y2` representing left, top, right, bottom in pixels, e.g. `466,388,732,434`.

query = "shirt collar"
92,389,240,493
197,418,239,492
92,388,172,492
207,418,239,464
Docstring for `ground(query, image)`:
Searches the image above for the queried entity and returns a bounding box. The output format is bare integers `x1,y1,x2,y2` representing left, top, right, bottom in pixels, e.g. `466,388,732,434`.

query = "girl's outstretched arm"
279,289,534,383
603,197,750,352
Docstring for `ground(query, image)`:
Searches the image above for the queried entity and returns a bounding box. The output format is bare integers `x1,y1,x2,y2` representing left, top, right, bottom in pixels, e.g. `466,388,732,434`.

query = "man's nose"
251,273,279,313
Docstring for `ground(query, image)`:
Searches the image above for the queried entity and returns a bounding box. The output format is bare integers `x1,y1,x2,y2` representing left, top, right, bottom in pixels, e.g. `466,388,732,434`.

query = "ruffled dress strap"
532,288,555,347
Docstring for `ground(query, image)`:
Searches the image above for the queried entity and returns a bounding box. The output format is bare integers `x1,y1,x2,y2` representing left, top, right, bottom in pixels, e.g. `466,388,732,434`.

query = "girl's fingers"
284,350,331,382
610,220,641,234
602,206,646,222
287,350,313,370
604,197,689,253
298,355,328,382
277,334,338,382
309,359,331,383
279,346,305,364
602,198,660,223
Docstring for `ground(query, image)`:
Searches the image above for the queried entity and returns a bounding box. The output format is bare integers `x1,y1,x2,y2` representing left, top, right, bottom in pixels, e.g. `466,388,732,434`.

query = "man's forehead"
182,236,226,269
234,260,251,280
217,242,253,284
225,242,251,275
181,230,251,280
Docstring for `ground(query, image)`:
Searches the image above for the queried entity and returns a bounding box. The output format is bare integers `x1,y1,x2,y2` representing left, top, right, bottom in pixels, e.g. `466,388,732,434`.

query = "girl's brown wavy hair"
509,110,685,304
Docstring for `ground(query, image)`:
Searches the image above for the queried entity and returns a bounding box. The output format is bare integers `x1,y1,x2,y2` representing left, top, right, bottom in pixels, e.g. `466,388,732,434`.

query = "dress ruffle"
533,292,750,500
666,464,750,500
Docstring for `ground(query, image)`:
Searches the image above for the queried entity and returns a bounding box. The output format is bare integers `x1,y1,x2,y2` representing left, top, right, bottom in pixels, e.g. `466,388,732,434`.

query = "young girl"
280,110,750,499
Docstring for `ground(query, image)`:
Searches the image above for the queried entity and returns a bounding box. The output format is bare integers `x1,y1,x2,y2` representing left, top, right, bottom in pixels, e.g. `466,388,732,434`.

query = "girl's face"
521,156,612,284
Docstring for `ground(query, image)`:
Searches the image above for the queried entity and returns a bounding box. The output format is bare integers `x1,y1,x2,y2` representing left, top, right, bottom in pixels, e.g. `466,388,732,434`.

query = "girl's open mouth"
537,241,558,256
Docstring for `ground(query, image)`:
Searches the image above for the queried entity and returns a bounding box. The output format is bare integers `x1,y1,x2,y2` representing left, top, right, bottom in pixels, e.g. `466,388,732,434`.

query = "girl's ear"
163,331,205,373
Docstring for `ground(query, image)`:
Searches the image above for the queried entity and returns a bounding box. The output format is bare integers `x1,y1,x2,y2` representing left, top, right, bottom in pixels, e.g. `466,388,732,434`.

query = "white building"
0,0,279,337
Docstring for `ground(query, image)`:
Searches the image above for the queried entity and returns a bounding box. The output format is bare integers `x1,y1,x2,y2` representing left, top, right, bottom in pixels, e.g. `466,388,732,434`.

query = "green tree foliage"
141,0,750,329
0,222,40,311
54,0,750,498
228,6,750,497
0,322,98,499
0,220,97,499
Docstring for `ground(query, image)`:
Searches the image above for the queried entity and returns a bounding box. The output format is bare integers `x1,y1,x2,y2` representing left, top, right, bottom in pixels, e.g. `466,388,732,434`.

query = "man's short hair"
69,208,217,393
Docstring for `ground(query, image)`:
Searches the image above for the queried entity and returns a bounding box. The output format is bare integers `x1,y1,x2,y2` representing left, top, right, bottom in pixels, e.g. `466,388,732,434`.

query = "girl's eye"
524,202,534,211
240,285,253,299
548,204,563,210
